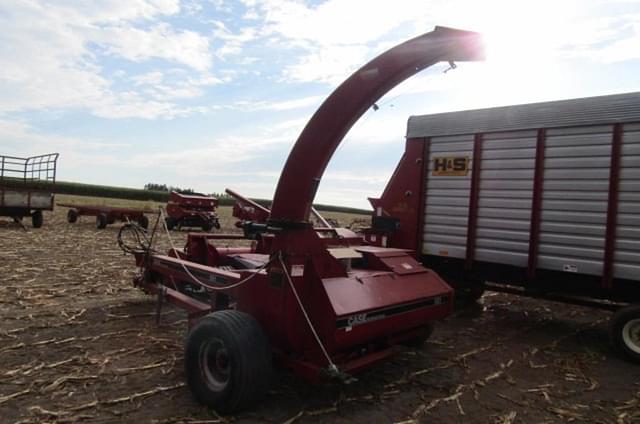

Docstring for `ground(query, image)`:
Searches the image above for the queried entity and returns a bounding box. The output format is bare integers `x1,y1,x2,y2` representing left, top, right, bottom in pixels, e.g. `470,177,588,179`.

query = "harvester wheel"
185,310,273,413
403,324,434,348
165,217,176,231
610,304,640,364
67,209,78,223
31,210,43,228
96,213,108,229
138,215,149,229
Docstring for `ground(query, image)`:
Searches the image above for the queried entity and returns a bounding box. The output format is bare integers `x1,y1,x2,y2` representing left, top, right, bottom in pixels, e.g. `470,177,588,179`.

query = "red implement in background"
164,191,221,232
127,26,484,413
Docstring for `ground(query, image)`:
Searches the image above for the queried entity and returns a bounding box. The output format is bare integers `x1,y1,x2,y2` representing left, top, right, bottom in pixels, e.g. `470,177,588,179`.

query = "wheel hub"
622,318,640,354
200,338,231,392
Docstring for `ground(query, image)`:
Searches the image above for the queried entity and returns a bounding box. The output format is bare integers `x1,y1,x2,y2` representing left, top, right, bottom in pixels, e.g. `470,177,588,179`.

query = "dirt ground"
1,195,639,424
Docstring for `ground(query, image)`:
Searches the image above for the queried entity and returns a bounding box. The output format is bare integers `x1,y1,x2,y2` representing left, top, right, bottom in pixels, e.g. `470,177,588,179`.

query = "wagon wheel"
96,213,108,229
165,217,176,231
67,209,78,223
138,215,149,229
202,220,214,232
610,304,640,363
185,310,273,413
454,279,485,304
31,210,43,228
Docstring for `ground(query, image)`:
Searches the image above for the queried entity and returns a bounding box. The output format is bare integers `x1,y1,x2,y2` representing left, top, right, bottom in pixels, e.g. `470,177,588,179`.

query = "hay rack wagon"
0,153,59,228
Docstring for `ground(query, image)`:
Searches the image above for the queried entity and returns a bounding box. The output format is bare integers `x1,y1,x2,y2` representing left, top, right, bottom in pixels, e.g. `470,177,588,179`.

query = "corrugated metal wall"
616,123,640,280
475,131,536,267
423,134,473,259
538,125,612,277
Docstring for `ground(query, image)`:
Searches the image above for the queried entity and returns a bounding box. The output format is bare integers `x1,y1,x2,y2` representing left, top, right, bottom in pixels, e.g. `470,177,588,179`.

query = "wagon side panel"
615,123,640,280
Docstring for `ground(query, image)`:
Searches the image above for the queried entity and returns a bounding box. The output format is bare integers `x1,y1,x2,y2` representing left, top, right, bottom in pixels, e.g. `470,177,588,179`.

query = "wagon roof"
407,91,640,138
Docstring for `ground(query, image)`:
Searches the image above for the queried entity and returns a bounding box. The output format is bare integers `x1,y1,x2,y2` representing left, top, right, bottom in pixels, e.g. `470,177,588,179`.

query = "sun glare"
448,0,580,107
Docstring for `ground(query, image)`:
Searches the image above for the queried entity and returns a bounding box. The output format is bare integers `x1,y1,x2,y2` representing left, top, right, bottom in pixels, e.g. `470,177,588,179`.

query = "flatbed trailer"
0,153,59,228
58,203,150,229
368,92,640,362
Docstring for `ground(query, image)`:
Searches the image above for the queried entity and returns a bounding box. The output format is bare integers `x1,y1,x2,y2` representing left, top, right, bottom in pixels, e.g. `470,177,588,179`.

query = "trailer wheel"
96,213,108,229
107,215,116,225
31,210,43,228
185,310,273,413
610,304,640,363
165,217,176,231
67,209,78,223
138,215,149,229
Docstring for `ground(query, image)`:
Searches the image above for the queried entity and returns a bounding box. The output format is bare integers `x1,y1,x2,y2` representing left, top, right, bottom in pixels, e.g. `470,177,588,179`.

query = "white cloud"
258,0,429,46
282,45,370,85
249,0,434,85
212,22,260,59
0,118,129,175
93,23,212,71
132,71,165,85
0,1,214,119
228,95,323,111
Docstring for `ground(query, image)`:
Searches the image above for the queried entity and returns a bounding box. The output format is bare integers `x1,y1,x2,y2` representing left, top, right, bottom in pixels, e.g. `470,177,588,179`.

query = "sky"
1,0,639,208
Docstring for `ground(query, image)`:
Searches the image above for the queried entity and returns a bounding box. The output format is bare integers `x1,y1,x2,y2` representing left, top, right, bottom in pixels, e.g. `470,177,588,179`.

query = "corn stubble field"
1,194,639,423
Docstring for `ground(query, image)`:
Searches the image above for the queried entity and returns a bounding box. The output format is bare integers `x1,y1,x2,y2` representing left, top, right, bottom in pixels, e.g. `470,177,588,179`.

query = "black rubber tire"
138,215,149,229
403,324,435,348
185,310,273,414
454,280,486,304
96,213,108,229
165,217,176,231
31,210,43,228
107,215,116,225
610,304,640,364
67,209,78,223
202,220,213,232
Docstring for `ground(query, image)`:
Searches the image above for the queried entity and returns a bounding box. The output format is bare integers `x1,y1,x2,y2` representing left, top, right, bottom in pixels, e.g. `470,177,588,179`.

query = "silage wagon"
0,153,59,228
367,92,640,361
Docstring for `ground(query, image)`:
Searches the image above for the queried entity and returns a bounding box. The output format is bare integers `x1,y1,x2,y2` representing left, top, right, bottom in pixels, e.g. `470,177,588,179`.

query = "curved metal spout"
269,26,484,226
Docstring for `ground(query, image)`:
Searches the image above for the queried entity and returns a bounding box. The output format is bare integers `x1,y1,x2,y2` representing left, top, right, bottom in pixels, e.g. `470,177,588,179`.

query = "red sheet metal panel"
368,138,428,254
603,123,623,289
527,128,547,280
465,133,483,270
322,269,451,317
